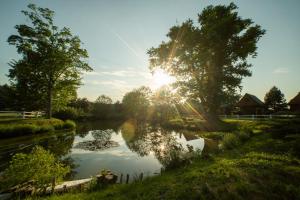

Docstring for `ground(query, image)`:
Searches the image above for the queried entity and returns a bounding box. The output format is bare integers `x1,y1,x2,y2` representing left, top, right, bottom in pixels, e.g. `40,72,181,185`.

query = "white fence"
0,111,45,119
220,114,297,120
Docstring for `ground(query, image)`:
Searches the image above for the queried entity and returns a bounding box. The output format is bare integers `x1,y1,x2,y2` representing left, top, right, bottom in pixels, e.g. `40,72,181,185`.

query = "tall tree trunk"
47,83,53,119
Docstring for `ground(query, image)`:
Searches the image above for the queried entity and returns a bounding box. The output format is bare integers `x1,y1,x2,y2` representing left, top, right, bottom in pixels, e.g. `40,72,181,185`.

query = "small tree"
264,86,287,112
1,146,70,192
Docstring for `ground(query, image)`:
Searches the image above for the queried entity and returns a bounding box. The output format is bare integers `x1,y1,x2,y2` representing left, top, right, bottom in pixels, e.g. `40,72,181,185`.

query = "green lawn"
33,119,300,200
0,118,76,138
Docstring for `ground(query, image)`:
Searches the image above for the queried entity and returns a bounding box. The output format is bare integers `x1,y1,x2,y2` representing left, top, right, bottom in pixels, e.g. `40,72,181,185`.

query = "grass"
26,118,300,200
0,118,76,138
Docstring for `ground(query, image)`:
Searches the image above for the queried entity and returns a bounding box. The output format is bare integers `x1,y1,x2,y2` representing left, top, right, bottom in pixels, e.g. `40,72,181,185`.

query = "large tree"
264,86,287,113
8,4,92,118
148,3,265,121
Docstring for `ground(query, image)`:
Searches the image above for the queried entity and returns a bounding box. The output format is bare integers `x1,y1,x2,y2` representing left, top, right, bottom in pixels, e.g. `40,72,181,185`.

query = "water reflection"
0,131,75,172
121,122,202,169
0,120,204,180
91,129,114,143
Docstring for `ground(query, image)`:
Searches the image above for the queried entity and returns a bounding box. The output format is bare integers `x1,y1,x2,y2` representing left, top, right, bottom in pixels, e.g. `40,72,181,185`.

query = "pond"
0,120,205,181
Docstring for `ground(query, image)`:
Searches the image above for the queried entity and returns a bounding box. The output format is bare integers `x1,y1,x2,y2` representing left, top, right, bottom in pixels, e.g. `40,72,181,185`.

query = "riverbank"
37,119,300,200
0,118,76,138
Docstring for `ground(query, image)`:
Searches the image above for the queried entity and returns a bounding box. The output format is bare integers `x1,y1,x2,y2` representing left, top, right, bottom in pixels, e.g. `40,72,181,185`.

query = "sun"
150,69,175,90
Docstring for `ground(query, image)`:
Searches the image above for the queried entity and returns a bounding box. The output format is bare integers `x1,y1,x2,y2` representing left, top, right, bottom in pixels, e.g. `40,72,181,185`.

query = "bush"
53,107,80,120
63,120,76,129
0,146,70,191
237,131,250,142
0,124,38,137
222,133,240,150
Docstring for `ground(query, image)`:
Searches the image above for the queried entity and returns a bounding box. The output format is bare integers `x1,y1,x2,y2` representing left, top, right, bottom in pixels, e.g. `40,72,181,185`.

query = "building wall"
290,104,300,112
239,106,265,115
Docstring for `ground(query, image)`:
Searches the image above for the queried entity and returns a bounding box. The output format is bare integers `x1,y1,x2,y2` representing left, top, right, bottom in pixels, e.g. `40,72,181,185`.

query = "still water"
0,120,204,180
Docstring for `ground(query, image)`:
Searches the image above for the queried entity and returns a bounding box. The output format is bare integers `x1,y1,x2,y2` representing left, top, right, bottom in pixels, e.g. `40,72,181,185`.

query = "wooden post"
22,111,25,119
126,174,129,184
51,177,56,193
120,173,123,184
139,173,143,181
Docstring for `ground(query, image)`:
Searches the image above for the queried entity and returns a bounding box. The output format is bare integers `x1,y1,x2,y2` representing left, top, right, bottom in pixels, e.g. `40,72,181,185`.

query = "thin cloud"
273,67,289,74
84,69,151,79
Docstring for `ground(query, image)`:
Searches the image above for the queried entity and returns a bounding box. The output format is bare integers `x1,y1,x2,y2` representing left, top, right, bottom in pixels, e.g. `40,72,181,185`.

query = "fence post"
120,173,123,184
22,111,25,119
269,114,272,119
139,173,143,181
252,115,254,120
126,174,129,184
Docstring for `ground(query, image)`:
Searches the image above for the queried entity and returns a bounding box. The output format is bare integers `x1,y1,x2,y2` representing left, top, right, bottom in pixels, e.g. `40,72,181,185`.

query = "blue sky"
0,0,299,101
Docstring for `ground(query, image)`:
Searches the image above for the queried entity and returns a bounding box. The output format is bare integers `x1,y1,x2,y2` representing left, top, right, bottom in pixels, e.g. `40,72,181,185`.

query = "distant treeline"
0,84,204,122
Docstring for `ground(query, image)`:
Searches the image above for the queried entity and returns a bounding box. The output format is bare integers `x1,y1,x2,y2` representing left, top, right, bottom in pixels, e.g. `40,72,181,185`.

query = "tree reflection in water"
121,121,200,169
91,129,114,145
0,131,77,178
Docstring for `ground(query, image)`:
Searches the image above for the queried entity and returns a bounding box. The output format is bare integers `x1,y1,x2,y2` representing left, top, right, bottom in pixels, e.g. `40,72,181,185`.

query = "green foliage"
0,118,75,138
91,103,113,120
0,84,18,110
53,107,81,120
222,133,240,149
122,86,151,121
0,146,70,190
63,120,76,130
95,95,113,104
237,130,251,142
264,86,287,113
148,3,265,115
68,98,92,113
28,119,300,200
8,4,92,118
150,87,180,123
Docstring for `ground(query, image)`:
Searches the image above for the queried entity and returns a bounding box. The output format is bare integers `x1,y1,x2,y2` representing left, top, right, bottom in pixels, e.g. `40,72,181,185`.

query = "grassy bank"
32,119,300,200
0,118,76,138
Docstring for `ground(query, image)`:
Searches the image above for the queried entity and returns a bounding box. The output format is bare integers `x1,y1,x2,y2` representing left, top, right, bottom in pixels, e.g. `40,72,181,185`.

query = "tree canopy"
95,95,113,104
148,3,265,120
122,86,151,121
264,86,287,112
8,4,92,118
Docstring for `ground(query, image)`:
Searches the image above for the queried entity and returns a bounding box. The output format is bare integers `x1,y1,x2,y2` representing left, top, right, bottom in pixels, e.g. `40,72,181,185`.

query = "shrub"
222,133,240,150
63,120,76,129
38,125,55,133
0,124,38,137
53,107,80,120
237,130,251,142
0,146,70,191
